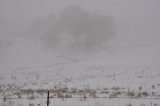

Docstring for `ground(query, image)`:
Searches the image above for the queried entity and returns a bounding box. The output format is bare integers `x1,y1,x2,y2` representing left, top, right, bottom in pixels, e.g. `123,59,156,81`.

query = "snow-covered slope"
0,34,160,94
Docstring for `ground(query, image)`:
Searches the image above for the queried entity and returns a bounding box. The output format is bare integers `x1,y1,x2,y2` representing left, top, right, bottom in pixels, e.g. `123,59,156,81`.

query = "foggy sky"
0,0,160,37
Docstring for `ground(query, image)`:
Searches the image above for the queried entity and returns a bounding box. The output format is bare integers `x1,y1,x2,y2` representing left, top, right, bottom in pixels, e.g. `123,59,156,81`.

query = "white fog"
0,0,160,106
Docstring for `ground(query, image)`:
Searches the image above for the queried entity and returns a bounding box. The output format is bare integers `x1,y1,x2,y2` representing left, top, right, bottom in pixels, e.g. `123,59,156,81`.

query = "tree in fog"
32,6,115,52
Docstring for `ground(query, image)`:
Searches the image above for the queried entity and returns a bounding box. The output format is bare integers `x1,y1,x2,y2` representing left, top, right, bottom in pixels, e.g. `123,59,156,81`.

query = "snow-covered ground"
0,34,160,106
0,35,160,93
1,98,160,106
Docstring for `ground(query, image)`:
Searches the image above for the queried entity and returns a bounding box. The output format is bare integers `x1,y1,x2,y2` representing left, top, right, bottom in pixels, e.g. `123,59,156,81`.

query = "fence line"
0,96,160,100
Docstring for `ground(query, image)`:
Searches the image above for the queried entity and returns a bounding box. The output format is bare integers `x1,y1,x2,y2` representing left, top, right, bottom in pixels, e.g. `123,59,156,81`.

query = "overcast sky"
0,0,160,37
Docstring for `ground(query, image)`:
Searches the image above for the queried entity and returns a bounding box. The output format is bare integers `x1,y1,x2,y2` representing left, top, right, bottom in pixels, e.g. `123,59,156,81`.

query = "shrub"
109,91,121,98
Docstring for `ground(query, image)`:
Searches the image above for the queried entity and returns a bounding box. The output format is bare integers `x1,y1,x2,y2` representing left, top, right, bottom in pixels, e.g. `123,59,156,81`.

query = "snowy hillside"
0,34,160,97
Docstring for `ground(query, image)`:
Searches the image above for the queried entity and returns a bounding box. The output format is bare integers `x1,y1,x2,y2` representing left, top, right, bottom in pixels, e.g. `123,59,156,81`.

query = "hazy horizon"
0,0,160,37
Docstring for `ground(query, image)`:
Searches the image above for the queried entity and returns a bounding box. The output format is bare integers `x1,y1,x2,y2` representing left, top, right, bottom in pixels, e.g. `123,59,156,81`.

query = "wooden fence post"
47,91,49,106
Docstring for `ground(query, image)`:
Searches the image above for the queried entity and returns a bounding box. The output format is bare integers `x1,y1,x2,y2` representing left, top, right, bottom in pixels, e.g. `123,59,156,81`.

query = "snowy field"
0,35,160,106
1,35,160,90
1,98,160,106
1,1,160,106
